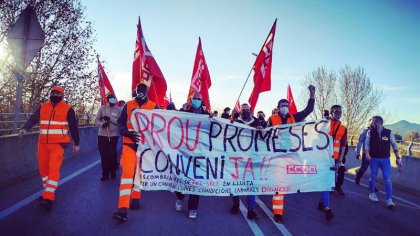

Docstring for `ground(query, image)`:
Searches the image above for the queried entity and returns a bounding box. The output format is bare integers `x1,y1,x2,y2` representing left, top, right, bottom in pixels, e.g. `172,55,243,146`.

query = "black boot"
113,208,128,222
40,198,53,209
230,203,240,214
247,209,257,220
273,214,283,223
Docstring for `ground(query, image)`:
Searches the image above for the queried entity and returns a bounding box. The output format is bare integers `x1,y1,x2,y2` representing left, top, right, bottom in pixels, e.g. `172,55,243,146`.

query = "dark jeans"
98,136,118,177
176,192,199,210
356,154,370,181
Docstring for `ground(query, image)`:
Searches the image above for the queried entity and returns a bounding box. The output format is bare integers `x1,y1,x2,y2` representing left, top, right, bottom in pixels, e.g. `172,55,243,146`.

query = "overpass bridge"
0,127,419,235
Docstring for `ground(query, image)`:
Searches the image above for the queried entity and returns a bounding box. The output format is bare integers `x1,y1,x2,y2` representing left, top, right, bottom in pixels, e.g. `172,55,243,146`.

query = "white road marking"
255,196,292,236
0,160,100,220
238,199,265,236
344,176,420,209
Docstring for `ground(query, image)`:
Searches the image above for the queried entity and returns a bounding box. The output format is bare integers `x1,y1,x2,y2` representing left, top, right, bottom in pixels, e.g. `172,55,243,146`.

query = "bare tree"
0,0,97,114
338,65,383,135
299,65,384,135
300,66,337,120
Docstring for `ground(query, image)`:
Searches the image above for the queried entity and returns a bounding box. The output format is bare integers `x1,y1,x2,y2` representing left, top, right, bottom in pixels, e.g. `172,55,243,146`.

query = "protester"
267,85,315,223
175,91,211,219
256,110,267,128
271,108,279,115
18,86,80,209
230,103,261,220
166,102,176,110
221,107,231,119
95,94,121,181
213,110,219,117
355,118,375,185
365,116,401,209
118,100,126,107
112,83,159,222
317,104,347,221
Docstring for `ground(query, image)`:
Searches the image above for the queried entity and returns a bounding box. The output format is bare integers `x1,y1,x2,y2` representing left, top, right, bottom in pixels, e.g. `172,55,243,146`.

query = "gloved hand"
102,122,109,128
102,116,110,122
123,130,140,143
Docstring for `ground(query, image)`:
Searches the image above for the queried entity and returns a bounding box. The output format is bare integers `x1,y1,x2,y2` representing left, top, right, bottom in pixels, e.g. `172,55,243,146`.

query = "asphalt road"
1,148,419,236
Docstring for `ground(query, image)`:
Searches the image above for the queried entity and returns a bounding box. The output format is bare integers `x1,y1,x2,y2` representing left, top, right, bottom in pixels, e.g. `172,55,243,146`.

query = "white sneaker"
386,199,395,209
189,210,198,219
369,193,379,202
175,199,183,211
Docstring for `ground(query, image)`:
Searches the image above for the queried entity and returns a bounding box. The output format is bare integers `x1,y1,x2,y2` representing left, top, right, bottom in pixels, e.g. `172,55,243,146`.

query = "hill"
386,120,420,136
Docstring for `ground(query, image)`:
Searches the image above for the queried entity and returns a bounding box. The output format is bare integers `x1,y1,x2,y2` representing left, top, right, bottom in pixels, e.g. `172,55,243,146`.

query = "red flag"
97,57,117,106
187,37,212,111
248,19,277,112
132,17,167,106
287,84,297,115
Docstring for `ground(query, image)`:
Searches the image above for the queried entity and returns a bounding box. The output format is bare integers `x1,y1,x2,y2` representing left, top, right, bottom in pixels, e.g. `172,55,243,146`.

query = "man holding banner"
175,91,211,219
230,103,262,220
113,83,158,223
317,104,348,221
268,85,315,223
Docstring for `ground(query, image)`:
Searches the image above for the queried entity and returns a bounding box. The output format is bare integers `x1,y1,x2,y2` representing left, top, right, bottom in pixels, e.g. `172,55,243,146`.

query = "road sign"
6,6,45,71
6,6,45,133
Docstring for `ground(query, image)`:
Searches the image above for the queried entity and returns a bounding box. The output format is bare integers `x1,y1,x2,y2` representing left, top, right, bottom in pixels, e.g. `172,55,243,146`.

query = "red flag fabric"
287,84,297,115
97,57,117,106
248,19,277,112
132,17,167,106
187,37,212,111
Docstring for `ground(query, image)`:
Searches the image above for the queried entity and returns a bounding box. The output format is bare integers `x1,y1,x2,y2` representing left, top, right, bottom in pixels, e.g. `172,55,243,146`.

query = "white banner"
131,110,335,196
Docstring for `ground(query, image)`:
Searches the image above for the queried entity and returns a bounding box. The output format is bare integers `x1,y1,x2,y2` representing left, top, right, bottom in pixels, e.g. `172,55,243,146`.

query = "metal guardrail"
0,112,95,136
349,135,420,157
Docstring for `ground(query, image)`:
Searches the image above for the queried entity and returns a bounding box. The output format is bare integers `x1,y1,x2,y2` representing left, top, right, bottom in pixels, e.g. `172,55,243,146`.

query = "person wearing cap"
267,85,315,223
18,85,80,209
112,83,159,223
221,107,231,119
95,94,122,181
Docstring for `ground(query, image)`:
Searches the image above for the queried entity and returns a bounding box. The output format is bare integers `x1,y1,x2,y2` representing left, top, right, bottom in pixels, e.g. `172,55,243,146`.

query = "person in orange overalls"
317,105,348,221
112,83,158,222
267,85,315,223
18,85,80,209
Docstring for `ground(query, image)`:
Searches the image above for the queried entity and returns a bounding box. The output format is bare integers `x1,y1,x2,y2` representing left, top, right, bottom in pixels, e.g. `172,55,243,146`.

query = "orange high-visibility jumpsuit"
117,100,156,209
38,101,72,201
269,114,296,216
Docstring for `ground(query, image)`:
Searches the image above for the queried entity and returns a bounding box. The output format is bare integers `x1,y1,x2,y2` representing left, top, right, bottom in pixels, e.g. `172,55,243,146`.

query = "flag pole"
232,18,277,114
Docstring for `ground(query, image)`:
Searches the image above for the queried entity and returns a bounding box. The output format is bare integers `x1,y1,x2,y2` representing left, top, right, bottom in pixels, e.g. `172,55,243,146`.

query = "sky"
82,0,420,123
